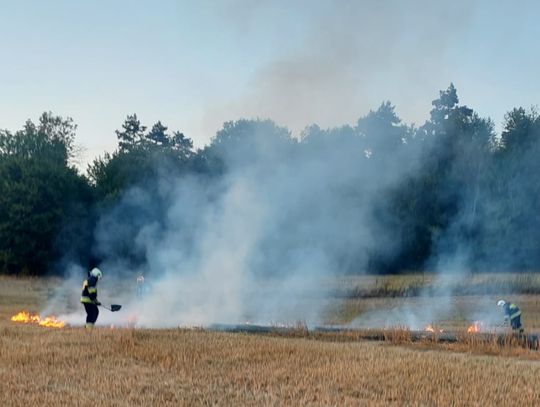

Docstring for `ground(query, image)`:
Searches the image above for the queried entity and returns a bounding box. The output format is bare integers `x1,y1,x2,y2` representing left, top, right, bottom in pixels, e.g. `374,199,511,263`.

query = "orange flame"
467,321,481,333
424,324,443,333
11,311,65,328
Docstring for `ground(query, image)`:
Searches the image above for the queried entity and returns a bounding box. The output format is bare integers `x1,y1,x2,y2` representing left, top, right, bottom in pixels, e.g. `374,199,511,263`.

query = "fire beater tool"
99,304,122,312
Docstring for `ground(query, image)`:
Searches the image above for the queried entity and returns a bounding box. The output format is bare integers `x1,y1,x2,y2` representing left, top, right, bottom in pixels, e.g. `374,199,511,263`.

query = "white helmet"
497,300,506,307
90,267,103,280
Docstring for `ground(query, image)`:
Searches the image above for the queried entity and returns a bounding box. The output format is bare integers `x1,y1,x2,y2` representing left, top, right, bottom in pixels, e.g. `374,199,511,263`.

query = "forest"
1,84,539,276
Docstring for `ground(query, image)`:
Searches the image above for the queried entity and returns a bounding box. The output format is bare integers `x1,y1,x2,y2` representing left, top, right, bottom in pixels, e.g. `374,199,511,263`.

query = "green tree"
484,107,540,269
88,116,195,200
0,114,92,274
371,85,495,273
116,114,146,152
210,119,292,163
145,121,170,148
499,107,538,153
357,101,411,156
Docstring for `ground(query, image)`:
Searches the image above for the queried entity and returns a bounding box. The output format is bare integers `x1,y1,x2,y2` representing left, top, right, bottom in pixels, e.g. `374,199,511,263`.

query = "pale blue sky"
1,1,539,167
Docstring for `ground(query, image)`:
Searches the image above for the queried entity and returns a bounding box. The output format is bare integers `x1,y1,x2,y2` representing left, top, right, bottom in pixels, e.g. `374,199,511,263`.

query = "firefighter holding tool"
81,267,102,328
497,299,524,333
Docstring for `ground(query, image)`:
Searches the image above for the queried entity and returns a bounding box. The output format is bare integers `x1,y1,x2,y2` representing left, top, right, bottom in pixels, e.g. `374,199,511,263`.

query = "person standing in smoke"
497,299,524,333
81,266,103,328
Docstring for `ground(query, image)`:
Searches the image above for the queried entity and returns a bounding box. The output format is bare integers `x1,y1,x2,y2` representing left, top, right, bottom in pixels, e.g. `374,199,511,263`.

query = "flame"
424,324,443,333
467,321,481,333
11,311,65,328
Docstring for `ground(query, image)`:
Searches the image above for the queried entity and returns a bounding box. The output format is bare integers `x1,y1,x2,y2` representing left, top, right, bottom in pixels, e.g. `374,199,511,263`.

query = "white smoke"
47,115,425,328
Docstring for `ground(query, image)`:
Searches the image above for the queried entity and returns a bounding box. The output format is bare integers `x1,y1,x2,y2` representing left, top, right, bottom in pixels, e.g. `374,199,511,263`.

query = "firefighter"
81,267,102,328
497,299,524,333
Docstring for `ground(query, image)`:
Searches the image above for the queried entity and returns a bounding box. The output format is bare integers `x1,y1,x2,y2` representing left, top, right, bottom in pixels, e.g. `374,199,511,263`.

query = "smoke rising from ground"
47,96,540,331
53,115,427,327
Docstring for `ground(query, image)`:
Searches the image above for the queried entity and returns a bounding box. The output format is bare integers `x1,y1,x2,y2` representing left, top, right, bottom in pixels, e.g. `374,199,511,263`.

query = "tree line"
1,84,539,275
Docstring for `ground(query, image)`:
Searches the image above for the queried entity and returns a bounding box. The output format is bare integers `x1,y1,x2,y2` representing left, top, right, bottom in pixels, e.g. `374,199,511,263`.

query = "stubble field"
1,276,540,406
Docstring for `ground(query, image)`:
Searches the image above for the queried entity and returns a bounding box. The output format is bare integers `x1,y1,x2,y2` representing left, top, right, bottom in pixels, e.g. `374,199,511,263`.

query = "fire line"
11,311,65,328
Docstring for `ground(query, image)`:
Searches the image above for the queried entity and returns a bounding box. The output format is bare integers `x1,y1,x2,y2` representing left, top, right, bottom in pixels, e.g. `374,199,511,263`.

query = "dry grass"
336,272,540,298
2,276,540,406
2,326,540,406
330,294,540,330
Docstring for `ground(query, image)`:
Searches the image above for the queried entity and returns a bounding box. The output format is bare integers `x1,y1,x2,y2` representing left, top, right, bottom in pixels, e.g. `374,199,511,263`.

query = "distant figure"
81,267,102,328
497,299,523,333
136,274,145,299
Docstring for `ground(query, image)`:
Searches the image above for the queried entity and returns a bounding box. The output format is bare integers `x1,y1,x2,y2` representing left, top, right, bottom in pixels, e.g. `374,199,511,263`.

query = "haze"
2,1,539,167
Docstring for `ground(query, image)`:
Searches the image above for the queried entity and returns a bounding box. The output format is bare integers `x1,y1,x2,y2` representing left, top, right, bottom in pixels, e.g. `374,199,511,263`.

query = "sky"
1,0,539,168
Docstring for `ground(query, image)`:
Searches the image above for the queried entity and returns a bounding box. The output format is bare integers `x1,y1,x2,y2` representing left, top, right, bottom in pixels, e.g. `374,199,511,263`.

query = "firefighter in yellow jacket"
81,268,102,328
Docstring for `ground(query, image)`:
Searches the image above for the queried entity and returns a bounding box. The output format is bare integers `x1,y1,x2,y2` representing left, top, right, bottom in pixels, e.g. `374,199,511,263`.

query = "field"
2,276,540,406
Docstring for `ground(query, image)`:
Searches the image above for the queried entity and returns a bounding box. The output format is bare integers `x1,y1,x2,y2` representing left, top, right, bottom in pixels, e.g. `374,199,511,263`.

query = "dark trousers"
83,303,99,325
510,315,522,331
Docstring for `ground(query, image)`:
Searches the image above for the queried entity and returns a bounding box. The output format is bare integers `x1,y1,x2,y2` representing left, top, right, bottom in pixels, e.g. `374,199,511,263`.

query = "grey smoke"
204,1,473,138
51,114,426,328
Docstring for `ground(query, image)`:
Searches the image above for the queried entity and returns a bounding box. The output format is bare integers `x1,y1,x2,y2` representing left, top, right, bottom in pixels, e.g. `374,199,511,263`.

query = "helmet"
90,267,102,280
497,300,506,307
